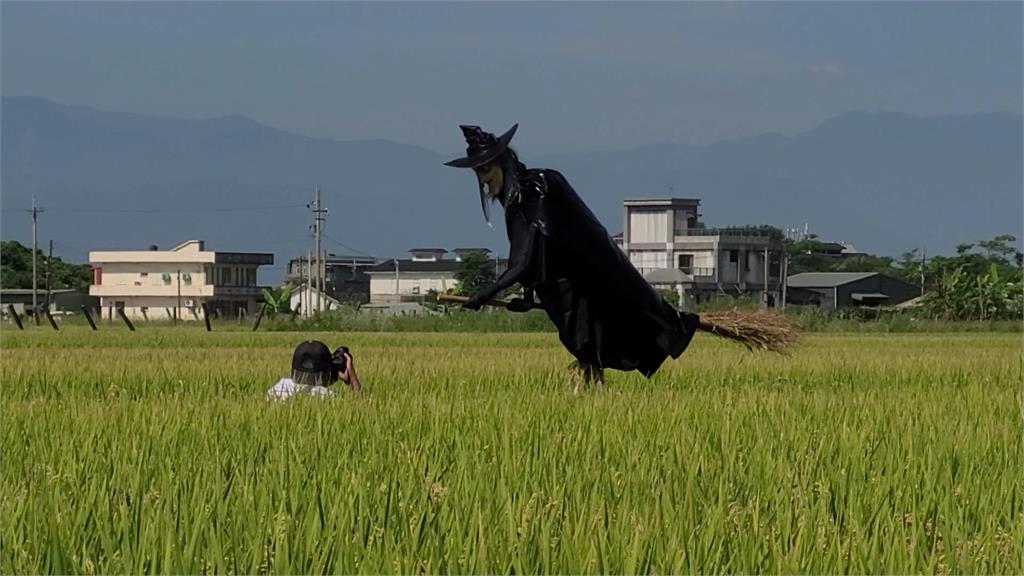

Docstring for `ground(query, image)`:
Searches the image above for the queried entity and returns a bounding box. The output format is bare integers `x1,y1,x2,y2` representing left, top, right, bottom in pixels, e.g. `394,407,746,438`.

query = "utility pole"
781,252,788,311
299,253,307,317
176,268,181,324
46,240,53,310
920,246,926,296
28,196,44,321
309,188,328,315
394,258,400,300
763,246,770,309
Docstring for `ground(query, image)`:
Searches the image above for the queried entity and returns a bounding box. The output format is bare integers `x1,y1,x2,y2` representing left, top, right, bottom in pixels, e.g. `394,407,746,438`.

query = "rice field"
2,327,1021,573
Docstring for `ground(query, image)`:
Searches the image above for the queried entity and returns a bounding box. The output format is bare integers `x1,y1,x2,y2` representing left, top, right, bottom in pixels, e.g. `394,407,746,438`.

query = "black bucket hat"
444,124,518,169
292,340,333,374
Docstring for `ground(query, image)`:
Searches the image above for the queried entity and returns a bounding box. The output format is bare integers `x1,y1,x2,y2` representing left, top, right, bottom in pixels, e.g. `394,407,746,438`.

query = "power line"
322,232,376,259
2,203,305,214
51,203,305,214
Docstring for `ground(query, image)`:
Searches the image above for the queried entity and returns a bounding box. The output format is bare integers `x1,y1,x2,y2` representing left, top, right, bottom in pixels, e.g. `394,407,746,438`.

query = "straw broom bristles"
436,294,800,354
697,309,800,354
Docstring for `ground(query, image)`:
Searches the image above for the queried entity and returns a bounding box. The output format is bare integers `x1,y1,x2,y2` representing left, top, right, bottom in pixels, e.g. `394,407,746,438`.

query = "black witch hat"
444,124,518,168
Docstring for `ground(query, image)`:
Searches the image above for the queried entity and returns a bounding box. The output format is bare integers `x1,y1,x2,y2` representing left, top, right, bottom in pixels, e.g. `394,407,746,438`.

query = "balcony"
675,227,777,238
679,267,715,277
90,284,214,298
211,285,266,297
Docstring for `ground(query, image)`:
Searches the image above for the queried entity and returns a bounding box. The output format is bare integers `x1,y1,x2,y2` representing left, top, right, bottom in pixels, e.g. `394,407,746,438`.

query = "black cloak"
462,164,701,378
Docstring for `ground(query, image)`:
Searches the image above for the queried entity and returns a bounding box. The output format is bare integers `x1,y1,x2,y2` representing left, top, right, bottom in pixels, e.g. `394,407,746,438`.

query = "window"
727,250,739,264
140,272,149,277
183,272,192,285
677,254,694,272
162,273,172,284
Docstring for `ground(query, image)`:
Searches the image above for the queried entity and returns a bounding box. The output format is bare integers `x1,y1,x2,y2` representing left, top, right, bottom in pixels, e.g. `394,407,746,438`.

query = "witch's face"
473,162,504,199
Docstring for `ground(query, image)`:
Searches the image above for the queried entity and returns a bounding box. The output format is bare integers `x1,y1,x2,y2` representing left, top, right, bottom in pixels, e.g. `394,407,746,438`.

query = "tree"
919,235,1023,320
453,252,496,296
261,283,294,314
1,240,92,291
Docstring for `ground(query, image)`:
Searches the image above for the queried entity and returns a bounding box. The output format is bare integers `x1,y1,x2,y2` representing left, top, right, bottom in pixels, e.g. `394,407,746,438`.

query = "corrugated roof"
1,288,80,295
624,197,701,206
644,268,693,284
786,272,877,288
367,259,458,273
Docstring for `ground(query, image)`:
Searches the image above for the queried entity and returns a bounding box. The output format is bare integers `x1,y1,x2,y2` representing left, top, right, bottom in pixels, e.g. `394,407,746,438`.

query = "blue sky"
3,1,1021,154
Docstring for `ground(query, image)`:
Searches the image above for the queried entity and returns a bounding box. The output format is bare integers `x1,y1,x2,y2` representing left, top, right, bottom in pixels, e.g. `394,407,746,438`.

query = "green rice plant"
1,328,1020,573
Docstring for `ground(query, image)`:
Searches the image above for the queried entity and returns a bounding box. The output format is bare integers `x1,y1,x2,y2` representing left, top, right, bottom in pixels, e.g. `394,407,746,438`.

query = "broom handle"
440,294,793,352
437,293,541,309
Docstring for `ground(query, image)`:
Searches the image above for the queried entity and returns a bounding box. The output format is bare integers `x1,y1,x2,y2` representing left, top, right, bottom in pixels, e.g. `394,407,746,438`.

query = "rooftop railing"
675,227,777,238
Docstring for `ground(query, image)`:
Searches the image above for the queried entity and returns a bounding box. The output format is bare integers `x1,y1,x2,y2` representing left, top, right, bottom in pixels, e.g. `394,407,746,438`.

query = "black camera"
331,346,350,373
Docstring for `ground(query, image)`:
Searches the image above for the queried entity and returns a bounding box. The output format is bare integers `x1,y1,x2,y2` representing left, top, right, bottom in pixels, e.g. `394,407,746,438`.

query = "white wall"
671,249,716,277
628,250,670,274
369,273,456,301
99,263,208,289
628,211,669,243
289,287,340,316
99,296,207,320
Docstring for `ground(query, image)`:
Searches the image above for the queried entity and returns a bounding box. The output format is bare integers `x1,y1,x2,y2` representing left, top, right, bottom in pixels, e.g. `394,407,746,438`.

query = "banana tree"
261,283,294,315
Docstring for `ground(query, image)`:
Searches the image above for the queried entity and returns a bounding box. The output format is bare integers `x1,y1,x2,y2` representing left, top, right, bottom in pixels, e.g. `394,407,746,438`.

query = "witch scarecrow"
443,124,796,390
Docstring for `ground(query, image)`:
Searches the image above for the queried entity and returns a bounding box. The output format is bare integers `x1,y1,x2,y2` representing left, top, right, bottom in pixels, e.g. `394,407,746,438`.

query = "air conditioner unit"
183,299,195,307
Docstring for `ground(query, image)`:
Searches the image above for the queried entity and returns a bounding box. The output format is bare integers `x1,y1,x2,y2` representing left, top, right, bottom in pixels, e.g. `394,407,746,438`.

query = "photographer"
267,340,362,400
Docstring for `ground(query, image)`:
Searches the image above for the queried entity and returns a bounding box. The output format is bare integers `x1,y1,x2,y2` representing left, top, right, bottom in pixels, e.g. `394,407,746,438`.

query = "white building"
366,248,506,303
620,198,781,300
89,239,273,320
289,284,341,317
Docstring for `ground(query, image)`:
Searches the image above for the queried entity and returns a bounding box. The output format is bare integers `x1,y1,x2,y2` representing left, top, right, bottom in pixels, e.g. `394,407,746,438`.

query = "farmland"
2,327,1021,573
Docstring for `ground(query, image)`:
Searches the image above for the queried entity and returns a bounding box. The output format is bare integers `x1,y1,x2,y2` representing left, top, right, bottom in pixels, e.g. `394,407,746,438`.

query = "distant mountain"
541,109,1022,257
3,96,1020,283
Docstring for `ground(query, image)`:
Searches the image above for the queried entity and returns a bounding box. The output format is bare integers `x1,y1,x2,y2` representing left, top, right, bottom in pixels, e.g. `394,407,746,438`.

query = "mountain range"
2,96,1020,281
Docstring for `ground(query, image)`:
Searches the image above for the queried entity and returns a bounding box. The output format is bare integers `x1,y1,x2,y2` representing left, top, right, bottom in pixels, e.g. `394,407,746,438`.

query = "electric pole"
309,188,328,315
28,196,45,321
46,239,53,310
176,268,181,324
920,247,926,296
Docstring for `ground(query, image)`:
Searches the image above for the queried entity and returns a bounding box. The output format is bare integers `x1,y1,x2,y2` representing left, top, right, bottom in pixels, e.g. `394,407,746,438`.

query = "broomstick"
437,293,799,354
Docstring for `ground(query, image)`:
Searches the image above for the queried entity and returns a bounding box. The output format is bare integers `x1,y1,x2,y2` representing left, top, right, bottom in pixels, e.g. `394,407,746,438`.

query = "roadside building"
366,248,506,303
620,197,782,301
288,284,341,317
89,239,273,320
286,253,377,304
785,272,920,309
0,288,97,316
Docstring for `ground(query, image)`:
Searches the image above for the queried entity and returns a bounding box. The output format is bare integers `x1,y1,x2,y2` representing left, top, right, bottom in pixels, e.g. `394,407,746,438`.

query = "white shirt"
266,378,335,400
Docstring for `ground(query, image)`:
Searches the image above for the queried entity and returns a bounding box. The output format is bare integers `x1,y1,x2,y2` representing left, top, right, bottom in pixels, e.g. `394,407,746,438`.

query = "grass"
33,304,1023,333
2,327,1021,573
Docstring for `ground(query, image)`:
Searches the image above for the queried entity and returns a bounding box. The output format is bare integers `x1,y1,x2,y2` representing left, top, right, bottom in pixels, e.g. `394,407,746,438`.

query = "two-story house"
287,253,378,303
619,198,781,302
365,248,507,303
89,239,273,320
